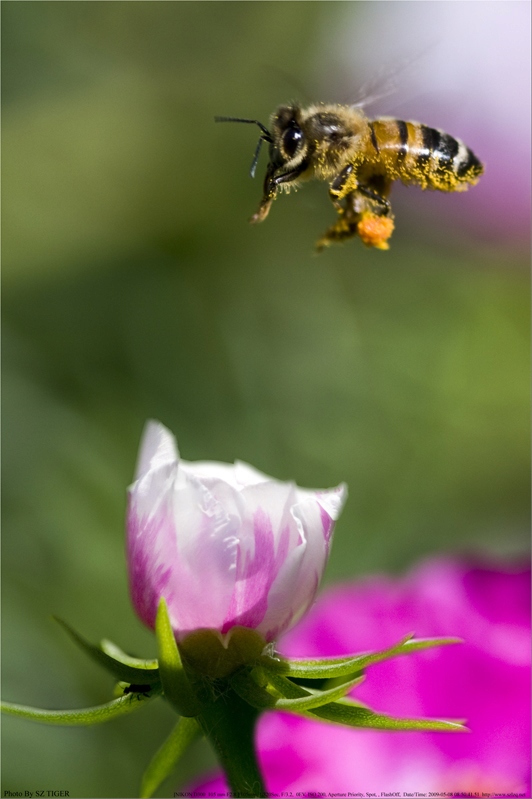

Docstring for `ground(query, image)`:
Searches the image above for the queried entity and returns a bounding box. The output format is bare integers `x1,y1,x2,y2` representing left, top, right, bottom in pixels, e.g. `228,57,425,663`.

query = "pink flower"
192,557,530,797
126,420,347,643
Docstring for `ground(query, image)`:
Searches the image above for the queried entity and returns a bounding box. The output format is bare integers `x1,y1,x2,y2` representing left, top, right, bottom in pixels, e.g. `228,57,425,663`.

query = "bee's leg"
316,217,360,251
318,170,364,251
251,160,309,224
328,164,358,206
250,162,277,224
356,184,392,216
316,198,361,252
352,181,395,249
250,195,275,224
319,165,366,251
318,185,395,251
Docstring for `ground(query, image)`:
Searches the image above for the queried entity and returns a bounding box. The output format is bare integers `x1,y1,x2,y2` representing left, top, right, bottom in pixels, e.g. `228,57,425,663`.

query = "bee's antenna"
215,116,273,178
215,116,272,139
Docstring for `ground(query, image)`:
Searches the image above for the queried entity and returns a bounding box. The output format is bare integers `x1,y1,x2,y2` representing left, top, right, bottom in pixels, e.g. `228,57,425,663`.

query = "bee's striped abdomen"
369,118,483,192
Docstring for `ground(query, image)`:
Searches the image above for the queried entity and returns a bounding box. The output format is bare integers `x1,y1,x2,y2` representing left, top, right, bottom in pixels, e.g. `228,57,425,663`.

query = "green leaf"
100,638,158,670
155,598,204,717
264,673,464,732
1,691,161,726
230,668,363,712
272,674,364,712
267,671,369,708
267,670,364,705
140,717,201,798
257,646,290,675
54,617,161,685
309,699,467,732
282,635,462,679
229,668,279,708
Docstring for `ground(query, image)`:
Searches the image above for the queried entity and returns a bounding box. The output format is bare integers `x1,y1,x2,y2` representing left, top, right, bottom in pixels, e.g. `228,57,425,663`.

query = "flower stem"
197,685,266,798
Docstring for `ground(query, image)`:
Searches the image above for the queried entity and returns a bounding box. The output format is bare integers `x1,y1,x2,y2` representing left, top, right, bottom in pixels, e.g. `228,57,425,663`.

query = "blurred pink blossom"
192,557,530,797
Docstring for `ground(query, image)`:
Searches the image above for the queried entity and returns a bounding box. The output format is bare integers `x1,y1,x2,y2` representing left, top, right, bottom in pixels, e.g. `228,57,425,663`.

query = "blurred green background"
2,3,529,797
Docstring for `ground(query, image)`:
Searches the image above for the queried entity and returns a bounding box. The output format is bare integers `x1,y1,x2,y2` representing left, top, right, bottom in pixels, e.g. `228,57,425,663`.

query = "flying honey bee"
215,103,484,250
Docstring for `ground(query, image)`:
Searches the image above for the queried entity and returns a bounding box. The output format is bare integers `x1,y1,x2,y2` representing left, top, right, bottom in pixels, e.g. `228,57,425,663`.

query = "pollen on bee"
357,212,395,250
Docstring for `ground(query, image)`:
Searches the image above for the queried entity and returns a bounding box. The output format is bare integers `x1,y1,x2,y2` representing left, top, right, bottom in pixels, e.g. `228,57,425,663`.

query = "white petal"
133,420,178,482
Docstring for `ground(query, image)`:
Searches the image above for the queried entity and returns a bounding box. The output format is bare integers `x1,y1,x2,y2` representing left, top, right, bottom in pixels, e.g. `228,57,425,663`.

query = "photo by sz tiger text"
3,792,70,797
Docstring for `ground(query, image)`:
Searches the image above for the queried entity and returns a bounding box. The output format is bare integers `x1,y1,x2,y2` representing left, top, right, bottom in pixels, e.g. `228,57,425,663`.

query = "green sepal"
230,667,364,712
265,672,466,733
140,716,201,798
227,668,278,708
282,635,462,680
155,598,204,717
309,699,467,733
54,617,161,686
178,627,270,679
100,638,158,670
1,690,161,726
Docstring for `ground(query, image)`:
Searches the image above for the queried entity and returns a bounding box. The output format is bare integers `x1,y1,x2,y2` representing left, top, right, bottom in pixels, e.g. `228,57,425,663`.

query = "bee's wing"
348,49,432,110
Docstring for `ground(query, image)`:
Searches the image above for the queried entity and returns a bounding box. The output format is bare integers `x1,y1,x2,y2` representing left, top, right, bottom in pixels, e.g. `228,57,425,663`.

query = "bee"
215,103,484,250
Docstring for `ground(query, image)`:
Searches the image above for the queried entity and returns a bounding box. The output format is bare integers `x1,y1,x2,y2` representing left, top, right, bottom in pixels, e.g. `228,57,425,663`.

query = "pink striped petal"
126,421,347,643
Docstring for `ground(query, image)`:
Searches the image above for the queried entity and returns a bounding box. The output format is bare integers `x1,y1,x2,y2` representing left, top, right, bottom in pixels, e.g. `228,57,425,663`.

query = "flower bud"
127,421,347,647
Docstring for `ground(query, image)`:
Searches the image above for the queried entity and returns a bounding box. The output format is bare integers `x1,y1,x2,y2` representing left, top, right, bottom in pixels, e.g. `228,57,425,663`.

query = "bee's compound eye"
282,126,304,159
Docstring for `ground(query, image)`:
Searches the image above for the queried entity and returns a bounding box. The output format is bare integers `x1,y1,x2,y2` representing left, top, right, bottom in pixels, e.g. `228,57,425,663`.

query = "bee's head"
270,103,364,177
214,106,312,213
269,104,307,168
